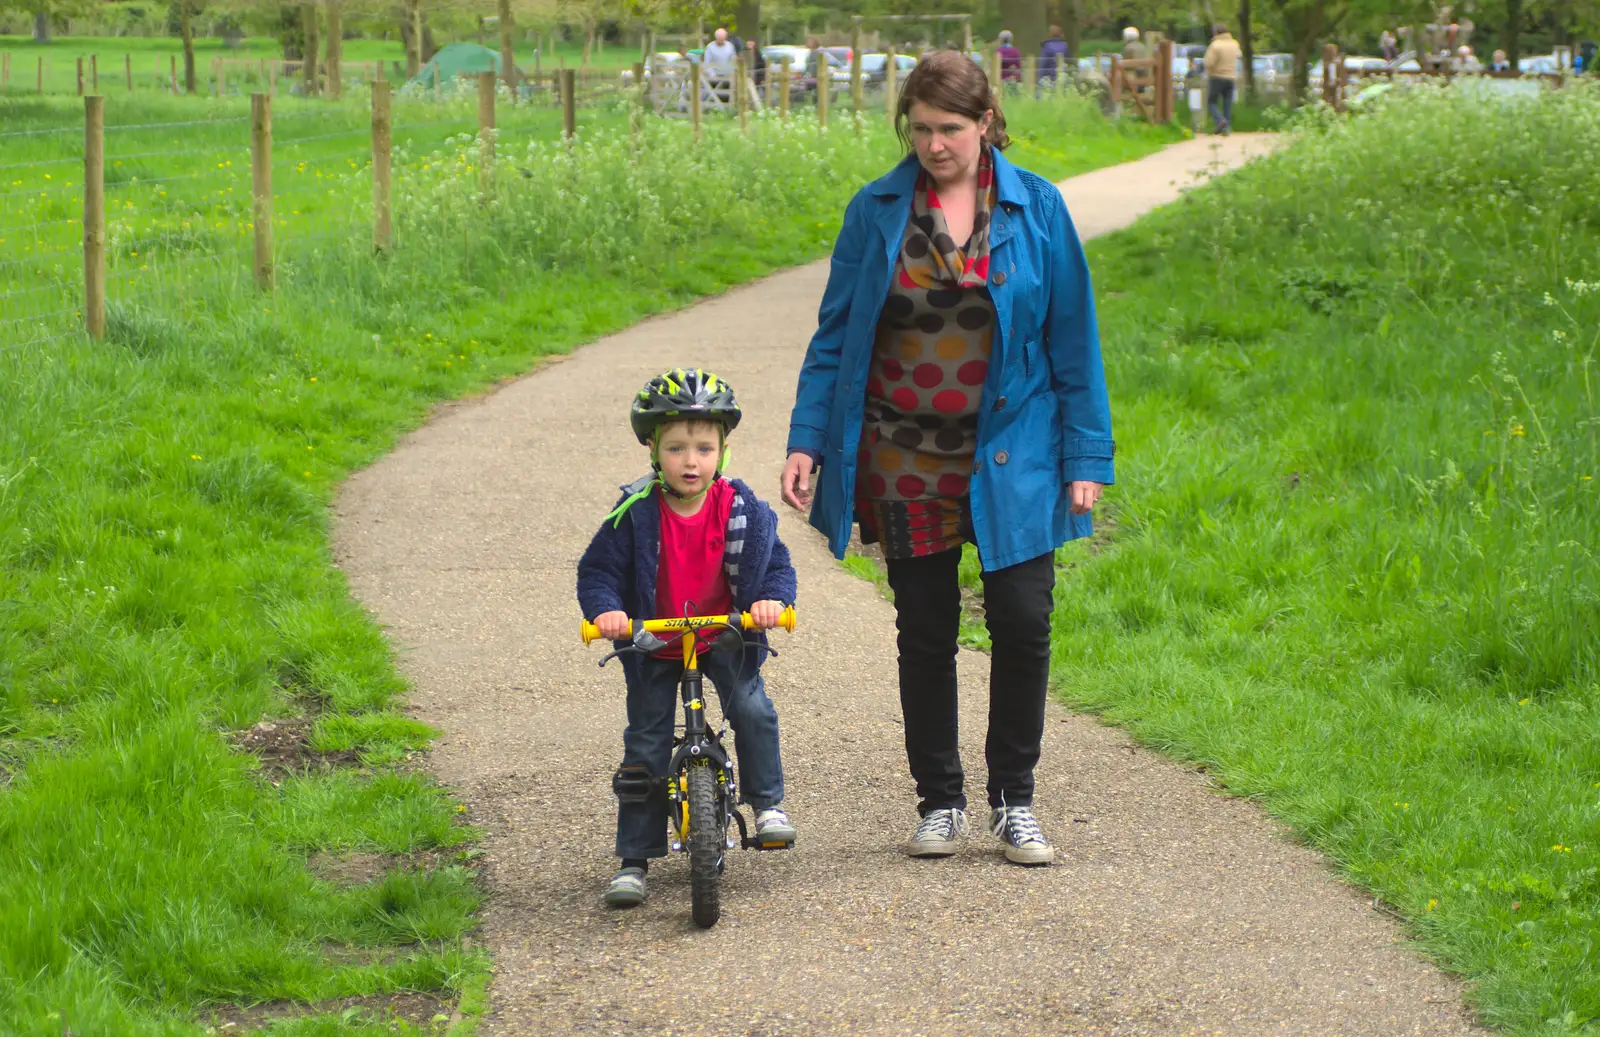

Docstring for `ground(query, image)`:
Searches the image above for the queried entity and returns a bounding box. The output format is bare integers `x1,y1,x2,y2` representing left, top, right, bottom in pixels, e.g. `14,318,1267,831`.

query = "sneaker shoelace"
914,809,960,841
995,807,1045,846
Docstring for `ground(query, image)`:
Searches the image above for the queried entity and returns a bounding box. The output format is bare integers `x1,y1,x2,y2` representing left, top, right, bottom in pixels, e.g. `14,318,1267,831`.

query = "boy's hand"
594,611,631,640
749,600,785,630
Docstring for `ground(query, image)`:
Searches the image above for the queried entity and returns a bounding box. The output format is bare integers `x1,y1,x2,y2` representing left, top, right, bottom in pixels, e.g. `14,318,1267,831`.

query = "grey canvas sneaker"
603,866,647,907
988,805,1055,865
906,807,969,857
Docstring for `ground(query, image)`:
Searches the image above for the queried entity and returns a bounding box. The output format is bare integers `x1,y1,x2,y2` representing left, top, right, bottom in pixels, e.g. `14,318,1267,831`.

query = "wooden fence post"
125,53,133,92
39,56,45,93
989,46,1000,92
372,80,391,252
216,58,225,97
2,52,9,90
561,67,576,138
690,59,703,141
1109,56,1123,118
90,54,98,93
1322,43,1338,107
779,57,791,119
885,46,896,121
477,71,496,191
169,55,177,94
1157,39,1173,121
269,61,277,96
76,57,84,96
633,60,647,143
851,21,863,115
251,93,274,290
326,0,343,100
84,96,106,340
736,55,749,134
817,55,829,128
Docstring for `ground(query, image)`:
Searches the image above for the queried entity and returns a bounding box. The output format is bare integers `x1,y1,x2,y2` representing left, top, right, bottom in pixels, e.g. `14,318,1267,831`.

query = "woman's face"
907,101,992,185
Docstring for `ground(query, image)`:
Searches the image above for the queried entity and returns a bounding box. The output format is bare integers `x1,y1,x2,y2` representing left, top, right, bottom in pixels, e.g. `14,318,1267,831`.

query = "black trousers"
884,548,1056,814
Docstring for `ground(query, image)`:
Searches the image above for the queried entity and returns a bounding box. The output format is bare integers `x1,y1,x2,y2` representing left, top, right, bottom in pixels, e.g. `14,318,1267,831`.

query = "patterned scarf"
902,149,997,290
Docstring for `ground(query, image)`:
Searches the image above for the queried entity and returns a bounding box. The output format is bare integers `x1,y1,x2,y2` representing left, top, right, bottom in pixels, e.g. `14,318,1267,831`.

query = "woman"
780,50,1113,867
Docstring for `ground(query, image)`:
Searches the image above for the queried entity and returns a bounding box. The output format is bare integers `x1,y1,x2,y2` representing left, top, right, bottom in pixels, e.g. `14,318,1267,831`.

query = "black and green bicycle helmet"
629,368,742,445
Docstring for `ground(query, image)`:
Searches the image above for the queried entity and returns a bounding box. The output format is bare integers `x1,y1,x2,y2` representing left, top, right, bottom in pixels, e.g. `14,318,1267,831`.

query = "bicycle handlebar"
580,607,797,646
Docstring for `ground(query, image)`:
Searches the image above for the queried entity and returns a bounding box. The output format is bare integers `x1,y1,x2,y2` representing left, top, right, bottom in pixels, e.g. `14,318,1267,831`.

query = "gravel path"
333,135,1483,1036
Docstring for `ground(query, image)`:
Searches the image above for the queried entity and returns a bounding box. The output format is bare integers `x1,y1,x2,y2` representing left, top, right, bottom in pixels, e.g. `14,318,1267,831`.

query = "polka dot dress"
857,152,998,560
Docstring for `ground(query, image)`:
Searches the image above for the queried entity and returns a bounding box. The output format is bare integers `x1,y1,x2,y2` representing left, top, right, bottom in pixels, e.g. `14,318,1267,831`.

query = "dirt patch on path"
334,137,1483,1036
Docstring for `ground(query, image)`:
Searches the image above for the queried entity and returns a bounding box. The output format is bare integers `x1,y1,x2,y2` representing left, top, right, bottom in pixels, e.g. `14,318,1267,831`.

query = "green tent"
405,42,504,93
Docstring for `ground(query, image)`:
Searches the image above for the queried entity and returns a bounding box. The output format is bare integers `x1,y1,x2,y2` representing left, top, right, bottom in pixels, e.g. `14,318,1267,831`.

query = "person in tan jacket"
1204,23,1241,134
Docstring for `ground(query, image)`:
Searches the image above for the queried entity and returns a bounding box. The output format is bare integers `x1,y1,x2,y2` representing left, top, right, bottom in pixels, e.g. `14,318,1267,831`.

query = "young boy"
577,369,798,908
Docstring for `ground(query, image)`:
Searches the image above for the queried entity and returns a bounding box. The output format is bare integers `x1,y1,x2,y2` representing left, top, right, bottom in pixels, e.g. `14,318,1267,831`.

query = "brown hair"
895,50,1010,152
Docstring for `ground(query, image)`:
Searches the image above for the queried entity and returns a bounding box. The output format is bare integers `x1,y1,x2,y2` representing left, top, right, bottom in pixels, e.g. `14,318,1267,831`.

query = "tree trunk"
1239,0,1255,96
325,1,343,98
583,24,595,67
302,2,319,96
498,0,516,90
735,1,761,46
1060,0,1082,63
1286,0,1325,103
33,10,51,44
180,4,196,94
401,0,421,77
999,0,1050,66
1504,0,1522,66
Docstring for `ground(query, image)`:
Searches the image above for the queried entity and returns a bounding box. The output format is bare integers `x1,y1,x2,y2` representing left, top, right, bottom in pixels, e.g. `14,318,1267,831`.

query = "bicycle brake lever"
633,629,670,653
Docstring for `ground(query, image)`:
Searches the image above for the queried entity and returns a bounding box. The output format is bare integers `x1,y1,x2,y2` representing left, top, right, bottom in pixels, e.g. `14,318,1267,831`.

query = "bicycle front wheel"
685,761,722,928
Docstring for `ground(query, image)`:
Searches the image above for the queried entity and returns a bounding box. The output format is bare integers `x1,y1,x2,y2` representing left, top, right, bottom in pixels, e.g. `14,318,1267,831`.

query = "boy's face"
654,421,723,497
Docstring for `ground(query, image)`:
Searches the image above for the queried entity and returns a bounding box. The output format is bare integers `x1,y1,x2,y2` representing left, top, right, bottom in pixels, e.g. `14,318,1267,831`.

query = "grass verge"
940,83,1598,1034
0,90,1169,1034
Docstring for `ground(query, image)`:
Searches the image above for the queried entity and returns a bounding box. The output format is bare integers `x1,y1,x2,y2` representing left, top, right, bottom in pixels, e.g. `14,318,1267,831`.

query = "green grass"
943,83,1600,1033
0,85,1168,1034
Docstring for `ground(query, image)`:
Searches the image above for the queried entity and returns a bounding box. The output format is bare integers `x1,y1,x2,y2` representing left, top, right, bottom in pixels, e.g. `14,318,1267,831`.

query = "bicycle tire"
686,761,722,928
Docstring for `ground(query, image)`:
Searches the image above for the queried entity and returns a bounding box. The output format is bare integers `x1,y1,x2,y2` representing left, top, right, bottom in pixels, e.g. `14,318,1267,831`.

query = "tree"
999,0,1048,60
0,0,95,43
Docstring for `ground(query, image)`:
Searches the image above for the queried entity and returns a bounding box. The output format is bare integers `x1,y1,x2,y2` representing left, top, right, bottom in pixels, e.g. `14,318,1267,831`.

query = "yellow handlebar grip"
580,619,602,645
779,605,796,632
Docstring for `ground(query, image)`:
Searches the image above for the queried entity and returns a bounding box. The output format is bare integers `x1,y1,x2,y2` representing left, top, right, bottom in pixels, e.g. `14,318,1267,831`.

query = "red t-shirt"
654,479,735,658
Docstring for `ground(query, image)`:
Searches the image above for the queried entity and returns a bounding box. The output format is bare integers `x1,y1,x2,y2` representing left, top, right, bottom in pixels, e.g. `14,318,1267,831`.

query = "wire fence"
1,51,1109,352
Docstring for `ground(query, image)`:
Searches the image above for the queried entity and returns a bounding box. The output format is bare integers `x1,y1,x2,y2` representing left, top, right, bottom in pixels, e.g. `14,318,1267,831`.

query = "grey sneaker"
603,866,647,908
755,807,796,847
906,807,968,857
989,806,1055,866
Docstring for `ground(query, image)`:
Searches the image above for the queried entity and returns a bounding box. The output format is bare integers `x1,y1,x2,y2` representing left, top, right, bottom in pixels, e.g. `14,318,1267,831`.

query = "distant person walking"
1204,22,1240,136
1380,29,1399,63
1122,26,1149,61
703,27,738,78
1038,25,1070,85
996,30,1023,83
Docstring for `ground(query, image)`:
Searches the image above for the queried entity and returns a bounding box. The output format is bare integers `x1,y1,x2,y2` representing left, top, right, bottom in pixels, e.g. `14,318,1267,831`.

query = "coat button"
993,271,1007,285
994,396,1007,411
973,459,983,473
994,450,1010,465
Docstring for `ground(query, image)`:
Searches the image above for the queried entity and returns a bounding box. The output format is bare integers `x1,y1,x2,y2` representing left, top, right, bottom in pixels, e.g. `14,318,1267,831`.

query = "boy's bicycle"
580,607,797,928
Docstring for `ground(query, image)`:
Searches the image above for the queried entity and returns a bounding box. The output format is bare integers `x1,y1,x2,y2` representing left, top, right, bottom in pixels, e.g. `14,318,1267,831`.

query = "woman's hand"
1069,481,1104,515
594,611,631,640
780,453,815,512
749,600,786,629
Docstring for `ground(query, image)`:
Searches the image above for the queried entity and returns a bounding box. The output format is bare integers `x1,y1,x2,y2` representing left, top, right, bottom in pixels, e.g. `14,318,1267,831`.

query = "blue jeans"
1207,77,1235,130
615,650,785,859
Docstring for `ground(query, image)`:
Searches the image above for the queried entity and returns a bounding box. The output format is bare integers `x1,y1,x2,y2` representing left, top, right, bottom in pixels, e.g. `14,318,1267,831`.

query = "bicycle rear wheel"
685,761,722,928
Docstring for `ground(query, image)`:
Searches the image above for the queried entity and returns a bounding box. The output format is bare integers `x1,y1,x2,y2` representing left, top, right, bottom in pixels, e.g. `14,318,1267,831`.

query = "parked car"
858,52,919,85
